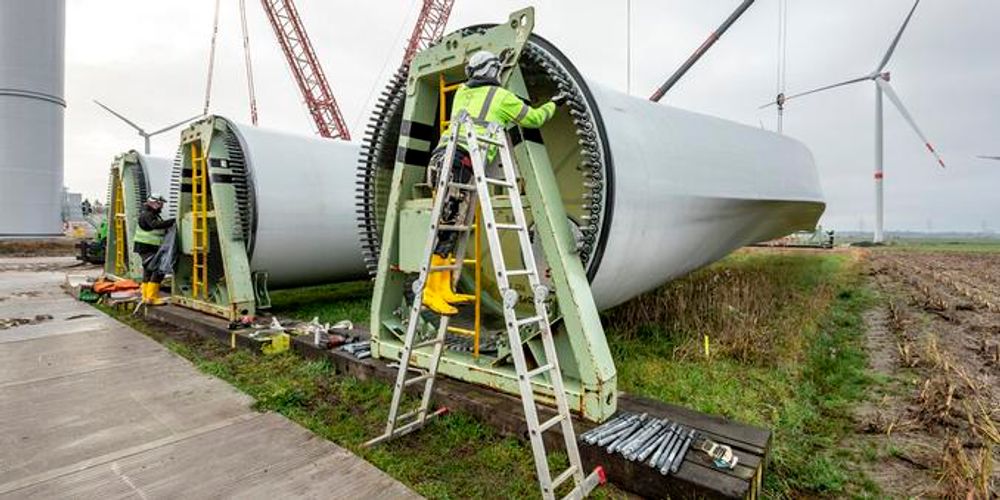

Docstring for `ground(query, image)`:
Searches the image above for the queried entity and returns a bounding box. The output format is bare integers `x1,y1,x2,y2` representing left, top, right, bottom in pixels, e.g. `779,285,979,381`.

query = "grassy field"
604,250,877,496
882,239,1000,253
269,280,373,324
840,236,1000,254
105,248,879,498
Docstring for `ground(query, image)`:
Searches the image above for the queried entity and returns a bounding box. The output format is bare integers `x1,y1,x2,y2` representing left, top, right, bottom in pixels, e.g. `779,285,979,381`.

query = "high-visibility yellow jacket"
133,205,171,249
438,84,556,161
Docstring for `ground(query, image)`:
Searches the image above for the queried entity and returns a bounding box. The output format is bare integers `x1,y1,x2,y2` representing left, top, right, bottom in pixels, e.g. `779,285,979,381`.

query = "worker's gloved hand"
551,92,570,106
165,218,176,227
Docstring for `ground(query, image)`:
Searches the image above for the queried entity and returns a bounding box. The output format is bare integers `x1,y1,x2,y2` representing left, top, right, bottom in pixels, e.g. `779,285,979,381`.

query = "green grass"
605,251,878,497
101,249,880,498
268,280,373,324
881,239,1000,253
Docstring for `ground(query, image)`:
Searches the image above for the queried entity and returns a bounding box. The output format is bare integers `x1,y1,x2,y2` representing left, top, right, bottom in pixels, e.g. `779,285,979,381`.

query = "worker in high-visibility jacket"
423,50,568,315
133,193,174,305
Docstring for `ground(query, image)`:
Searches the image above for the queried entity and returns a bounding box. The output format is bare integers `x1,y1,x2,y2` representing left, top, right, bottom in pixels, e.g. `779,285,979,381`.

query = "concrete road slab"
0,324,166,383
10,413,416,500
0,258,420,499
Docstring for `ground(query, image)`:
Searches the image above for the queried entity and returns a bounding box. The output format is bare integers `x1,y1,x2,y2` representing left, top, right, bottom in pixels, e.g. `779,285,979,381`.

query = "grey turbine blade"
765,75,871,108
94,99,144,133
876,0,921,72
876,79,945,168
149,114,204,137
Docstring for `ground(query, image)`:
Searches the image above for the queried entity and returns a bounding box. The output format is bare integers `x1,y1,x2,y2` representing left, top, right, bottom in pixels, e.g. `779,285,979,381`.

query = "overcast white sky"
65,0,1000,232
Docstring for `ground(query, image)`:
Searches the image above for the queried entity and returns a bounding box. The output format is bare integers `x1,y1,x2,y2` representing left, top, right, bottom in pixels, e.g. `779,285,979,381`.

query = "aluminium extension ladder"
365,112,604,499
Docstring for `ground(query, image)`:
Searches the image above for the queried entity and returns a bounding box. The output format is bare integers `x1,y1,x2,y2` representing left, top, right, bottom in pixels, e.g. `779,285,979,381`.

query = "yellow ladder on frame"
438,75,483,357
190,143,209,299
112,174,127,275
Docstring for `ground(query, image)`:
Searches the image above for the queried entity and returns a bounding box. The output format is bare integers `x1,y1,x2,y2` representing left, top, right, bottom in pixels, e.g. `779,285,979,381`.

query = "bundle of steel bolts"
578,412,697,476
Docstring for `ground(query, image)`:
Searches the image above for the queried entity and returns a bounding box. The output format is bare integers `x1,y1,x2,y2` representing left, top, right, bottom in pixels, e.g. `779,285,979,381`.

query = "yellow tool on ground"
261,332,290,355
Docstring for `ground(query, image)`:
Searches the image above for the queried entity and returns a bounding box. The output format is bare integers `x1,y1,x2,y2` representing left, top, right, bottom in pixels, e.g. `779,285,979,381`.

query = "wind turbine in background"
761,0,945,244
94,100,201,154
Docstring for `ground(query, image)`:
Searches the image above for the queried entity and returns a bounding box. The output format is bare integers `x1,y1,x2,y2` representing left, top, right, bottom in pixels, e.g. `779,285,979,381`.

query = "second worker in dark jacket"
133,193,174,304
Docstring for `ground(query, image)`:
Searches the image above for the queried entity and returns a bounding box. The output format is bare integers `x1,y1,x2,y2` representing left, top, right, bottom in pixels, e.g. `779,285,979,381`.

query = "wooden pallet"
144,305,770,499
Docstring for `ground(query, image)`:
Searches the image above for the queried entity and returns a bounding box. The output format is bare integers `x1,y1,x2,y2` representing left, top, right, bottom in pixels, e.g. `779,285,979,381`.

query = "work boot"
147,283,166,306
435,255,475,304
422,263,457,316
140,282,150,303
423,286,457,315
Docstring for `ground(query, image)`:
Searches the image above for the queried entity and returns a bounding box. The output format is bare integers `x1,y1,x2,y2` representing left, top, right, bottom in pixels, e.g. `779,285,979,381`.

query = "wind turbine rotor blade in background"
94,100,144,133
876,0,921,72
876,79,946,168
759,75,870,108
977,155,1000,161
148,114,204,137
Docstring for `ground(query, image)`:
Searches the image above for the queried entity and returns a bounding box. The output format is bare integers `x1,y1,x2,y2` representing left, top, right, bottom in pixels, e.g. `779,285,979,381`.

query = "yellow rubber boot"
432,255,475,304
422,277,457,315
147,283,166,306
140,282,150,303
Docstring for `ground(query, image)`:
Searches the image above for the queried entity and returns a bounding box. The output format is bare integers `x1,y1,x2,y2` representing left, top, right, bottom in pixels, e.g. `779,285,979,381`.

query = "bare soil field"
862,249,999,498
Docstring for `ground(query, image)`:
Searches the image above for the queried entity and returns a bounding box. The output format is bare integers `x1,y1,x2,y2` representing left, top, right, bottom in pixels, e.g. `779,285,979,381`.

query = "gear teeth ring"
355,29,609,278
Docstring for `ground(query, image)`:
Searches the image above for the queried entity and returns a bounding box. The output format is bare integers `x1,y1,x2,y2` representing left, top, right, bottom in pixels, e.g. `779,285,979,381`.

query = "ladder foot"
595,466,607,485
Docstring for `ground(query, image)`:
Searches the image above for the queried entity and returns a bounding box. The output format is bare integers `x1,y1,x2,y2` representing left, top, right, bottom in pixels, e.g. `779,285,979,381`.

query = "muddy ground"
859,249,999,498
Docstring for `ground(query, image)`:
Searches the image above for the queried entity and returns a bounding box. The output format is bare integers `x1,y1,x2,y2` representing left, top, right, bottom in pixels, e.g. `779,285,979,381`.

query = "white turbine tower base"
760,0,945,243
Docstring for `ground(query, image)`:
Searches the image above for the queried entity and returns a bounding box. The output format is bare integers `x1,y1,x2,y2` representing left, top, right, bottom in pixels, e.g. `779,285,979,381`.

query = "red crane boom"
260,0,351,140
402,0,457,65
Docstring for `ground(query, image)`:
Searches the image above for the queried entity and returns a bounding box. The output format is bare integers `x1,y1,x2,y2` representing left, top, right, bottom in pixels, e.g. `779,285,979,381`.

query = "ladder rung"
505,269,533,277
438,224,472,232
484,177,514,188
363,407,448,448
516,316,543,327
478,136,505,147
412,338,443,349
396,409,424,422
494,223,524,231
539,414,565,433
446,326,475,336
552,465,578,489
404,373,433,387
525,363,553,379
448,182,476,191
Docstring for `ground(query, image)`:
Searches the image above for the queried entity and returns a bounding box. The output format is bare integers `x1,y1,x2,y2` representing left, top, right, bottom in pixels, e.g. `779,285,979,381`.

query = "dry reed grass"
605,252,840,364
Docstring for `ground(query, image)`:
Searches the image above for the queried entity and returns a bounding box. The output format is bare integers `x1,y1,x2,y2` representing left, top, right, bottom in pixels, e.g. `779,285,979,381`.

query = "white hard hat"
466,50,501,80
147,193,166,203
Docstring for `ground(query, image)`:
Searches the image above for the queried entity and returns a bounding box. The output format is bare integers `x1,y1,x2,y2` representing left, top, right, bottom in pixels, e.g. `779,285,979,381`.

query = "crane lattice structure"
403,0,457,65
260,0,351,140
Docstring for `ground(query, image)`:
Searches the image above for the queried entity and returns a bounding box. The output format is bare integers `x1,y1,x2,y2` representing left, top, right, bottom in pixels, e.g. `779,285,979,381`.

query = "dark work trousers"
135,243,164,283
429,147,474,256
